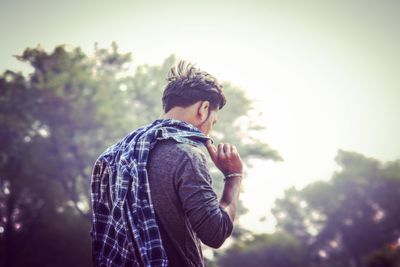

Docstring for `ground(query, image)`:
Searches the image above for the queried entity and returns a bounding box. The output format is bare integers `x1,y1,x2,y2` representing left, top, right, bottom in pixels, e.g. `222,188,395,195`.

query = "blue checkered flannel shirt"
90,119,210,267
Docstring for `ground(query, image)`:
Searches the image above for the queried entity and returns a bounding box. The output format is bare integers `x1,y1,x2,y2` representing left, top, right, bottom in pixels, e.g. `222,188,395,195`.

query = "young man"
90,61,243,267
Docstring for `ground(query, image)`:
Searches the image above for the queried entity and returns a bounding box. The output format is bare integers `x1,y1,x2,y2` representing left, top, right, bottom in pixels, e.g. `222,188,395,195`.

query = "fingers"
206,140,217,161
218,144,225,159
231,145,239,158
210,142,240,161
223,143,231,158
218,143,233,159
210,142,243,175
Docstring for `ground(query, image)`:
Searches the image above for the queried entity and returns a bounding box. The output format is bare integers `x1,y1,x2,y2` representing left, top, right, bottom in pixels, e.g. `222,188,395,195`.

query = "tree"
273,150,400,267
0,43,280,266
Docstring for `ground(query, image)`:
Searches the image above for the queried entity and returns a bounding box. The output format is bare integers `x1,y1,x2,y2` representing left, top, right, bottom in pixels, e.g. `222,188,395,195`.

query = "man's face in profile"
199,109,218,136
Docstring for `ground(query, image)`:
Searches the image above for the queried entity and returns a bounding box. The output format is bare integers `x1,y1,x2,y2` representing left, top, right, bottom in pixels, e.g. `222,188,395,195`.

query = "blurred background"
1,0,400,266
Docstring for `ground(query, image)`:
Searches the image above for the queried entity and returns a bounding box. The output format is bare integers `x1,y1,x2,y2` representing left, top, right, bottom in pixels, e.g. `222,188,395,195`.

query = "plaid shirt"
90,119,210,267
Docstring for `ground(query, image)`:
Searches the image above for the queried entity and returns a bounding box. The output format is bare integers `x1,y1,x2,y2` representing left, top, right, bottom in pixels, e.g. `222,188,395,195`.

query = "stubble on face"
199,110,218,136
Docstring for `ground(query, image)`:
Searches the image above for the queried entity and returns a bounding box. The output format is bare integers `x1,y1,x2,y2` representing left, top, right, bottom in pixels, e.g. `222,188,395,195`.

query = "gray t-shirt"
147,139,234,267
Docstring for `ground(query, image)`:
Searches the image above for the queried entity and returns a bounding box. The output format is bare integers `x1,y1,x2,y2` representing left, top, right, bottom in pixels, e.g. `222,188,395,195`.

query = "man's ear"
198,101,210,122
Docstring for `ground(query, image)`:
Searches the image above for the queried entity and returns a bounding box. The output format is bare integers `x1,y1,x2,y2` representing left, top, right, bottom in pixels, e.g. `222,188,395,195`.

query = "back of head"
162,61,226,113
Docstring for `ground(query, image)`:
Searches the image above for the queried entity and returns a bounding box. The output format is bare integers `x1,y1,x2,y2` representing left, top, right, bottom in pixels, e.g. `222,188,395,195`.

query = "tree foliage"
273,150,400,267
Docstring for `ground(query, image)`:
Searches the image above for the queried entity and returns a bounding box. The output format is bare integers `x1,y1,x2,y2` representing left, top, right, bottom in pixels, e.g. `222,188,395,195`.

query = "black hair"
162,61,226,113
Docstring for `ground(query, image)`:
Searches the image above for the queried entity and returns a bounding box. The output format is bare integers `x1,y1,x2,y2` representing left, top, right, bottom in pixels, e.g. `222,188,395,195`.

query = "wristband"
224,173,243,182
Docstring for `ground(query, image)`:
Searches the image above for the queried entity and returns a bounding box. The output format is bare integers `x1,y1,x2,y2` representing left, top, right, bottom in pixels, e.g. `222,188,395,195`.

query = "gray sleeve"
174,148,234,249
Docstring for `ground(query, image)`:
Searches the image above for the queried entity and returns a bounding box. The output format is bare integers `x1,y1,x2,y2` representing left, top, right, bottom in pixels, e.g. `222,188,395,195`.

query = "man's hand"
206,140,243,175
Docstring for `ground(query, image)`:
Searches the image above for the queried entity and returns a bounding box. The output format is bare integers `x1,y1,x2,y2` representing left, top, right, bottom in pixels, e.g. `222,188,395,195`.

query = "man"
90,61,243,267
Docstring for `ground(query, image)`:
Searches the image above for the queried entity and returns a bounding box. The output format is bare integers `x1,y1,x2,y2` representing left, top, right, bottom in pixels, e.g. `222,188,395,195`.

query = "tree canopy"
272,150,400,267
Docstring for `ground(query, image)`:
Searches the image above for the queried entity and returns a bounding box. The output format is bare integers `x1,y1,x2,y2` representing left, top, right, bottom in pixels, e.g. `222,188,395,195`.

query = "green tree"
0,43,280,266
273,150,400,267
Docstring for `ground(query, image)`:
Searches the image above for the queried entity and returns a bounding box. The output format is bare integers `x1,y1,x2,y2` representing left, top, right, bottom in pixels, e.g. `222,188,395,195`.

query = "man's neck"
161,107,194,124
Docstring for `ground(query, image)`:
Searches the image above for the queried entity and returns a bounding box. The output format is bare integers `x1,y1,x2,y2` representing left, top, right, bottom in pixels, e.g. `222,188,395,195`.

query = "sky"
1,0,399,233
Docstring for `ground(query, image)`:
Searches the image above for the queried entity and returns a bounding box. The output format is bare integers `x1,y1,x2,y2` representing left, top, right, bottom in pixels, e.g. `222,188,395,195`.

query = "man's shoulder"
154,139,206,160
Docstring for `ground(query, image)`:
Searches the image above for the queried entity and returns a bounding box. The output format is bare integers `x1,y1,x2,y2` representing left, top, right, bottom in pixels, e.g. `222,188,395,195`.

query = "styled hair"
162,60,226,113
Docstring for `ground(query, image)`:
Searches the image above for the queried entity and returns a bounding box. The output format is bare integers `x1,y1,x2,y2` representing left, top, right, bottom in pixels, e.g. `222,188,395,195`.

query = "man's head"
162,61,226,135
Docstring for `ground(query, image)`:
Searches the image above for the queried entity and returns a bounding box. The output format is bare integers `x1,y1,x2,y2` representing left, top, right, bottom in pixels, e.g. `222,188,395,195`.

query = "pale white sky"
1,0,399,233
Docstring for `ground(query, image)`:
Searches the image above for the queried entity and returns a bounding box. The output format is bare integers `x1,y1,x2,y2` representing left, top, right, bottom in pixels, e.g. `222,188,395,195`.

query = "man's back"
147,139,233,266
90,60,244,266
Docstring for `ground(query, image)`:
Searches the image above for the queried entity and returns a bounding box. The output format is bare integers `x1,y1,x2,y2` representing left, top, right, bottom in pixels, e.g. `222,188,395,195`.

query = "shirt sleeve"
174,148,234,249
